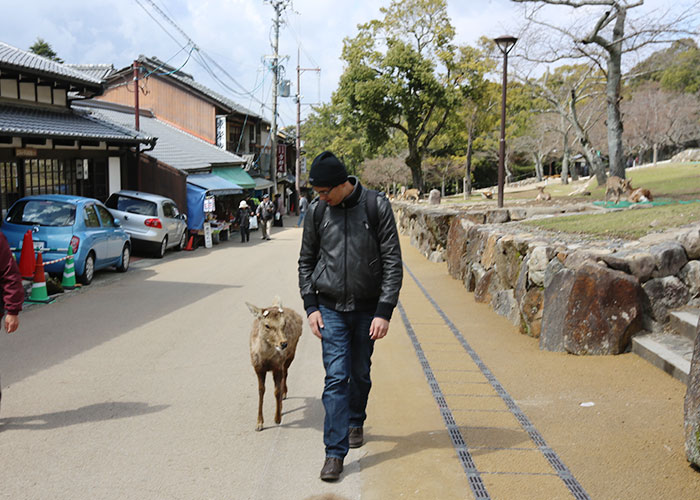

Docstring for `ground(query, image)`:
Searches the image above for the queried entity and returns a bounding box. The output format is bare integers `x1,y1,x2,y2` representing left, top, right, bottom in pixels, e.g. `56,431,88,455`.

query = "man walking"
256,193,275,240
296,194,309,227
298,151,403,481
0,231,24,414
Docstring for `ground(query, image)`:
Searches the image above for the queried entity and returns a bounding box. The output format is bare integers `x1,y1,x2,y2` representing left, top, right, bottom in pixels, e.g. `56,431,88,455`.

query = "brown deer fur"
604,176,629,203
535,186,552,201
246,298,302,431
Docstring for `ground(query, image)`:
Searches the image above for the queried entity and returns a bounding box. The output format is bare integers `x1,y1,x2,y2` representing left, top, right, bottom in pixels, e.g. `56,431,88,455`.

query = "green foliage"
29,38,63,63
629,39,700,94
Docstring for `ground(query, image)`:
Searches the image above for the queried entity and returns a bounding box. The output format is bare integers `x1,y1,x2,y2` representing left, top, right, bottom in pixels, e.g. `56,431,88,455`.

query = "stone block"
481,233,501,270
685,320,700,467
520,287,544,338
474,268,504,304
492,289,520,325
495,235,523,289
642,276,690,323
599,250,656,282
485,209,510,224
529,246,551,287
680,261,700,299
680,226,700,259
446,217,471,280
428,189,441,205
540,264,644,355
650,242,689,278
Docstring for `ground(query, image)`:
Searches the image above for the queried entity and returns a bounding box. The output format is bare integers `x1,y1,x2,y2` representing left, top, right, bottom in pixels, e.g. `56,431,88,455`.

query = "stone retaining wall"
393,201,700,355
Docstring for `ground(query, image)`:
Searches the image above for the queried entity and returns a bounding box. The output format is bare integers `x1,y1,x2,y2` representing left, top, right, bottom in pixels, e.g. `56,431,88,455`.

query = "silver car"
105,190,188,258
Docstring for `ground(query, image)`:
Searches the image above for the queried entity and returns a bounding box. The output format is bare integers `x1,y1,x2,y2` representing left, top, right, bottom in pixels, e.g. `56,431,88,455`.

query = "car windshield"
6,200,76,227
106,194,156,216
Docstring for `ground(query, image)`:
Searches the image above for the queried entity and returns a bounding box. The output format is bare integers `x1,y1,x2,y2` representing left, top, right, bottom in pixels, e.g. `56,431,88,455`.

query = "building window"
0,161,19,219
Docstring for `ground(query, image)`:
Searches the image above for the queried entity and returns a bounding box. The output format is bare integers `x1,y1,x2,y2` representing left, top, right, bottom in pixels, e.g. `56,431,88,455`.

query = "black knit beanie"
309,151,348,187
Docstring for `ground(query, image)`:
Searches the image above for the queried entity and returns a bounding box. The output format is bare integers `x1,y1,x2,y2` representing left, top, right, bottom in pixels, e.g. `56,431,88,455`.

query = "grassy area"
441,162,700,238
523,201,700,239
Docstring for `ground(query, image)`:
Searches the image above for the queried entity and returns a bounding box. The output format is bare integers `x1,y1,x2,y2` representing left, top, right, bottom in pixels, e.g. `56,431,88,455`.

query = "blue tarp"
187,173,242,195
186,183,207,230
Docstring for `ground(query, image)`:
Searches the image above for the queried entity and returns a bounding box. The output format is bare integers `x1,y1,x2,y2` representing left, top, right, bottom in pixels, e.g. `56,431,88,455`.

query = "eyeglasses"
314,185,336,197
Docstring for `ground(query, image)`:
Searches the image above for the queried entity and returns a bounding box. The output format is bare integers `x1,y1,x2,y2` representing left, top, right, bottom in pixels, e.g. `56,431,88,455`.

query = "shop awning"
253,177,275,190
211,166,256,190
187,173,242,195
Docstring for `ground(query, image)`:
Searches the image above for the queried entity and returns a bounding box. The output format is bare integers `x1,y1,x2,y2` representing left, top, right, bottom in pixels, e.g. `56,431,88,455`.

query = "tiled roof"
0,104,153,143
65,64,116,82
0,42,102,88
78,103,245,171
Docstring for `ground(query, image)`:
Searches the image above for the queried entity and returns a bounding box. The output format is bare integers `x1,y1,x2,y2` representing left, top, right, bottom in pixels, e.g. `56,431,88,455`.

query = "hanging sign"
277,144,286,175
203,222,213,248
203,195,215,213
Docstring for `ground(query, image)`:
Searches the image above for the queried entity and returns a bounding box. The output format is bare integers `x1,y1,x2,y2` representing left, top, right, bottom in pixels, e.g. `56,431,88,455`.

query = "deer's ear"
246,302,262,318
272,295,283,309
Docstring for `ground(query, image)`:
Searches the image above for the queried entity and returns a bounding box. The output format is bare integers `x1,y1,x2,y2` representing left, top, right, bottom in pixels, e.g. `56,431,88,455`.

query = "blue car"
1,194,131,285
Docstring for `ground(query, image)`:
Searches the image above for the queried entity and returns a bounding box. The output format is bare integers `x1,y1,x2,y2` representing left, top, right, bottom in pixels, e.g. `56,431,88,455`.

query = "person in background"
0,231,24,415
237,200,252,243
297,193,309,227
273,193,284,227
256,193,275,240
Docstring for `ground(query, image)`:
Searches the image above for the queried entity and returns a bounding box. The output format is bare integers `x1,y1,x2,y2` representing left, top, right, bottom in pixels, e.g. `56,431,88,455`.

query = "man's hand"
4,313,19,334
369,317,389,340
308,310,324,339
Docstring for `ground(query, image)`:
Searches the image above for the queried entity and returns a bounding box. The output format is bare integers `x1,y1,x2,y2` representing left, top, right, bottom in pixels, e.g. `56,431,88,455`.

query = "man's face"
313,185,343,206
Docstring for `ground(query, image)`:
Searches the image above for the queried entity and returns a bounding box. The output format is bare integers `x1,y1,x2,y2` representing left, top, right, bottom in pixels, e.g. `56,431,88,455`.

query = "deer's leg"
282,357,294,399
273,369,284,424
256,369,266,431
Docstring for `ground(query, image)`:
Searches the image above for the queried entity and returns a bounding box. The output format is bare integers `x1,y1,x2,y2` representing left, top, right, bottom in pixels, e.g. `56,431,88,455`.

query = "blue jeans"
319,306,375,459
297,210,306,227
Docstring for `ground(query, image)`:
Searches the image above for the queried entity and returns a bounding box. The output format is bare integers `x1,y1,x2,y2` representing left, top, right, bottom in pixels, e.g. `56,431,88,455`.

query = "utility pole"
267,0,289,196
295,47,319,214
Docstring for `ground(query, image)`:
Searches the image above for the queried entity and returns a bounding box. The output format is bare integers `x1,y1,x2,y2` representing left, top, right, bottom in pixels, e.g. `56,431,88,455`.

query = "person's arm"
298,202,321,322
0,233,23,333
373,196,403,322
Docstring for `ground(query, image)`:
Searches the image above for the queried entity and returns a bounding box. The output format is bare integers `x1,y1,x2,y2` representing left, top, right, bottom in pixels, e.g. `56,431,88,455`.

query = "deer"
535,186,552,201
625,182,654,203
246,297,303,431
605,176,630,204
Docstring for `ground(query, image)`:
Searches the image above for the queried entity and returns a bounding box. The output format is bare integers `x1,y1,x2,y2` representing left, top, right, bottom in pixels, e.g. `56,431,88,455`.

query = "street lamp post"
494,35,517,208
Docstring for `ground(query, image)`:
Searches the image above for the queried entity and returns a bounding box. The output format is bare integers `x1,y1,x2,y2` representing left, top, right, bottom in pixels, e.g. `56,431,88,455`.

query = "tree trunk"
560,147,569,185
653,143,658,166
463,131,474,199
606,12,626,179
405,148,424,192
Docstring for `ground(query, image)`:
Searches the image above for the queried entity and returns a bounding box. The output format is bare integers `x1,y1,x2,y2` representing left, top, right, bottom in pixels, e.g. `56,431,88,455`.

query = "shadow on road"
359,426,531,469
0,401,168,431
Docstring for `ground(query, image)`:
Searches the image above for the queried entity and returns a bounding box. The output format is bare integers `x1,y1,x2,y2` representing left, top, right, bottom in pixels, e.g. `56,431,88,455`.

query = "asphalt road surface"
1,217,699,499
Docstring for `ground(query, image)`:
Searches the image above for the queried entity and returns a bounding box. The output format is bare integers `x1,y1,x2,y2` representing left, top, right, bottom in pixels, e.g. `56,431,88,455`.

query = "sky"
0,0,693,129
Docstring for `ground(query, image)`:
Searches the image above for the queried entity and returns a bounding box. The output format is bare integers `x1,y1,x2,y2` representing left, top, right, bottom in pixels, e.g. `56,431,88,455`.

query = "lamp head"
494,35,518,55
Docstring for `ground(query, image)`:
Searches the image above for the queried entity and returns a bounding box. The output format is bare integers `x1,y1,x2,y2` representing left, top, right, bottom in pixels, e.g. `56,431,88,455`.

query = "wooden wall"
97,76,217,144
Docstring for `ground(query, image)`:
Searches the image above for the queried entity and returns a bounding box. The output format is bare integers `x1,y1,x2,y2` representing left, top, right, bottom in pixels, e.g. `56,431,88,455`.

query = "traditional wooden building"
0,42,152,217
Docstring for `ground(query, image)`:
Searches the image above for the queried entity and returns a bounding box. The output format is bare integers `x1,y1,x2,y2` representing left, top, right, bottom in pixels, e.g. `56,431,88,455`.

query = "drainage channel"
399,263,591,500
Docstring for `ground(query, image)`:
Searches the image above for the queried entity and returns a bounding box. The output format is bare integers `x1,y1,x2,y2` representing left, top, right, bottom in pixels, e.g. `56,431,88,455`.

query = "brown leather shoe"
349,427,364,448
320,457,343,481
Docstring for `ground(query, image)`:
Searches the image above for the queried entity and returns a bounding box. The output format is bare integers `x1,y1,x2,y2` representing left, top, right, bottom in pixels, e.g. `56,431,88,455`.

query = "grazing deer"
246,298,303,431
535,186,552,201
604,176,630,204
481,189,494,200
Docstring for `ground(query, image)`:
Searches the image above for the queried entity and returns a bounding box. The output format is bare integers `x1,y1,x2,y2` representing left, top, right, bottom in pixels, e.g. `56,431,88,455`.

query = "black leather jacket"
298,177,403,320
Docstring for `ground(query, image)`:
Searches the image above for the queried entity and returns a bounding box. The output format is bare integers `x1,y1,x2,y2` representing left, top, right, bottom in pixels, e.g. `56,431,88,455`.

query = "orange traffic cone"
26,253,54,304
183,235,194,251
18,230,36,280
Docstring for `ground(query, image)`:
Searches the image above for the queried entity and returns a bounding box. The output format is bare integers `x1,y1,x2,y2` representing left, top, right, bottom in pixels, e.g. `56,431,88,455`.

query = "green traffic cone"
26,253,54,304
61,246,77,290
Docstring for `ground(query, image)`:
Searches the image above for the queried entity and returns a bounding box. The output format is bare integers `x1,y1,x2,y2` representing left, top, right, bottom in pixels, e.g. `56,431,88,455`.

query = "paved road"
1,217,699,499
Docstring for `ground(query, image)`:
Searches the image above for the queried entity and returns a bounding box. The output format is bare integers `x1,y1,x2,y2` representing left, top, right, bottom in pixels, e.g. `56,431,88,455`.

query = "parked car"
1,194,131,285
105,190,188,258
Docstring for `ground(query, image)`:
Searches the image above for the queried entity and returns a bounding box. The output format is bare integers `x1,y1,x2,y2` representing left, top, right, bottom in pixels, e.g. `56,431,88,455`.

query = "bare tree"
512,113,560,181
425,156,463,196
360,156,412,194
623,82,700,164
513,0,700,179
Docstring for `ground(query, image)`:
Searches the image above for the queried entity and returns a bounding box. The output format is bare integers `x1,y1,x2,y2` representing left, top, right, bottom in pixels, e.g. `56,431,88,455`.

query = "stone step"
668,309,700,342
632,331,694,384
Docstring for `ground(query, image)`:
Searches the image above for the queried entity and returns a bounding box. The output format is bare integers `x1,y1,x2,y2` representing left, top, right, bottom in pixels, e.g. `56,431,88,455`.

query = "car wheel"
155,236,167,258
176,230,187,251
79,252,95,285
116,244,130,272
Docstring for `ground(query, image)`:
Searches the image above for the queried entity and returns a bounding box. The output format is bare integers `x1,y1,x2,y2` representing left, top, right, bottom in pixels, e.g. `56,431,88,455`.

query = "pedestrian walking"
237,200,252,243
298,151,403,482
273,193,284,227
0,231,24,414
297,194,309,227
256,193,275,240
